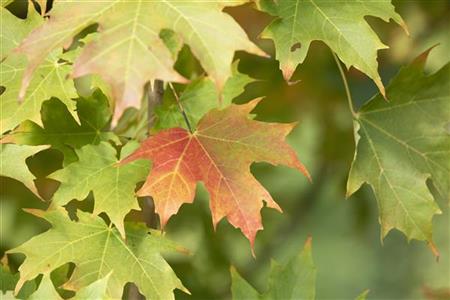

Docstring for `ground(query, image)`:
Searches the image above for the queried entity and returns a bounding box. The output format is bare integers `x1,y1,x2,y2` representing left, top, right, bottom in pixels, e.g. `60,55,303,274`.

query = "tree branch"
147,79,164,133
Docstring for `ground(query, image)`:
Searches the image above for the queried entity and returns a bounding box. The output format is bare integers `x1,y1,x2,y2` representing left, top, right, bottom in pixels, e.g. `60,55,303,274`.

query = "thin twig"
332,52,357,118
168,82,193,134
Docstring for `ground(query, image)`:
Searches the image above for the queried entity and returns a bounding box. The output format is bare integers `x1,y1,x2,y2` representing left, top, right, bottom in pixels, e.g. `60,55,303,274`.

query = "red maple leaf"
121,99,310,248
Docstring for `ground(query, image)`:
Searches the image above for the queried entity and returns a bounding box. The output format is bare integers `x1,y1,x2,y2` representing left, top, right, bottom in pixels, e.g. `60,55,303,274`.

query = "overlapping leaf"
0,7,41,59
28,275,61,300
3,90,116,164
16,0,265,121
231,237,316,300
0,265,37,298
1,48,77,133
155,62,254,131
72,273,112,300
347,51,449,247
121,100,310,247
114,62,254,140
258,0,407,94
9,208,187,299
0,144,47,197
49,141,150,238
0,7,77,133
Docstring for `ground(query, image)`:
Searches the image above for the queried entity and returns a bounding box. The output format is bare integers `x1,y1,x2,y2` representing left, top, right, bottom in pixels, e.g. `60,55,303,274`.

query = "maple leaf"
2,90,116,165
257,0,407,95
0,265,37,298
72,272,112,300
231,237,316,299
28,275,61,300
0,6,41,60
114,62,253,140
347,50,449,249
0,50,77,134
0,7,78,134
0,144,48,197
121,99,310,247
9,208,188,299
0,265,17,294
49,141,150,238
155,61,255,131
16,0,266,122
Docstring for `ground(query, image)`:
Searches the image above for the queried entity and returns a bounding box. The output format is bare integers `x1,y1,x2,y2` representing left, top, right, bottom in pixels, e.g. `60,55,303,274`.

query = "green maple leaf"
1,264,37,299
0,51,77,134
0,7,41,59
72,272,112,300
28,275,61,300
0,144,47,197
3,90,116,164
258,0,407,95
16,0,265,122
49,141,150,238
0,266,17,294
9,208,187,299
155,62,255,131
347,51,449,248
0,7,77,133
231,237,316,300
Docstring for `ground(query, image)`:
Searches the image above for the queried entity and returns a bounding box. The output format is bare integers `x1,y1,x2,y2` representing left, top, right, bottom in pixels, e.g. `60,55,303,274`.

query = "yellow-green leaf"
49,141,150,238
258,0,407,95
9,208,187,299
16,0,265,122
0,144,47,197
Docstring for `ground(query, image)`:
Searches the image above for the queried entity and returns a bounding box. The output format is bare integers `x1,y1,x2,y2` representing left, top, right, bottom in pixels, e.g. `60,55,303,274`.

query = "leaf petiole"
168,82,194,134
332,51,357,118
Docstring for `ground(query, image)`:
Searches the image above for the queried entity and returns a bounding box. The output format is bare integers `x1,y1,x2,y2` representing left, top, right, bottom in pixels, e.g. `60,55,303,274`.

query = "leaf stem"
168,82,193,134
332,52,357,118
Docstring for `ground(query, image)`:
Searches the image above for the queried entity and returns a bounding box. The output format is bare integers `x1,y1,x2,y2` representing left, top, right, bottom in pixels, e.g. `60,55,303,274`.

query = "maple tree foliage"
0,6,78,134
14,0,265,122
121,100,310,248
3,90,115,164
9,208,187,299
1,0,449,299
49,141,150,238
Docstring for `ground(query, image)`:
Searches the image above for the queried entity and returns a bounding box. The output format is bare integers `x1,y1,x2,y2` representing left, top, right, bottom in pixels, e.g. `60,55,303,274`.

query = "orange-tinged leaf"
121,100,310,248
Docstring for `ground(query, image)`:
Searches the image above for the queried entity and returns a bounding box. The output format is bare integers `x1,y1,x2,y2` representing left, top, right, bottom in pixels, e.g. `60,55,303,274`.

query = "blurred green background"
1,0,449,299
